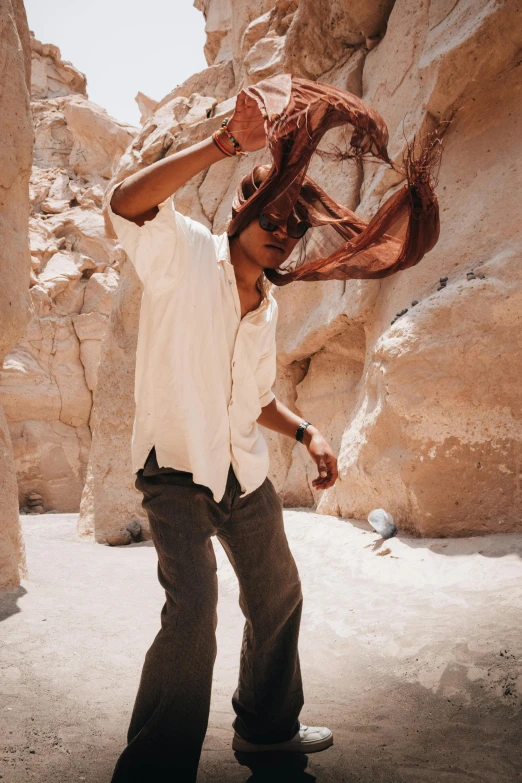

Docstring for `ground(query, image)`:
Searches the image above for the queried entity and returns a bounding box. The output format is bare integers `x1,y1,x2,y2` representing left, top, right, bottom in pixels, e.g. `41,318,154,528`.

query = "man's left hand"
304,427,339,490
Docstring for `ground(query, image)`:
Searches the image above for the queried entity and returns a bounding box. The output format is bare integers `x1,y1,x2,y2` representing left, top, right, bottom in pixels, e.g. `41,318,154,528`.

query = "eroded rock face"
0,33,135,515
195,0,281,85
338,39,522,536
135,92,157,125
284,0,395,78
30,35,87,99
0,0,33,587
84,0,522,539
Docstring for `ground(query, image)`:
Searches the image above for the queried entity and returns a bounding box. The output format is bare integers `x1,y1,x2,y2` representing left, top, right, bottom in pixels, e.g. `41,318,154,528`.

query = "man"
107,93,338,782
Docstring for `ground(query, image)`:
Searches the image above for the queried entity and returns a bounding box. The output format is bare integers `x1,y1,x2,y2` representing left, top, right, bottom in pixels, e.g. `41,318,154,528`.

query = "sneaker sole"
232,732,334,754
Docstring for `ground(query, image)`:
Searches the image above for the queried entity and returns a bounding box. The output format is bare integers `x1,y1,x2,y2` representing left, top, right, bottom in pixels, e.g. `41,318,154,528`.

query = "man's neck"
229,237,263,292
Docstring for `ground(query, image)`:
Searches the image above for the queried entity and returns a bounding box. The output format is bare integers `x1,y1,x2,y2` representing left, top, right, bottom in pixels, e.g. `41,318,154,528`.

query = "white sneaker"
232,723,333,754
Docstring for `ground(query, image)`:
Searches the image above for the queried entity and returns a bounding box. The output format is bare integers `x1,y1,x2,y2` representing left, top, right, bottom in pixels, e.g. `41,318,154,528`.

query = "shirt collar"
216,231,274,318
216,231,231,265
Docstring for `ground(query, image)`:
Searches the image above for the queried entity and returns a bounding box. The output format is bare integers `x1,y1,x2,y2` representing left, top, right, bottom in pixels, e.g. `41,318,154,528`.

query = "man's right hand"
110,91,267,224
227,91,267,153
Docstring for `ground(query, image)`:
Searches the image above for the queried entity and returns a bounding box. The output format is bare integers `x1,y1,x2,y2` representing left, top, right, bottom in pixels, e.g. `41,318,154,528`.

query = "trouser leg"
111,449,228,783
217,474,304,744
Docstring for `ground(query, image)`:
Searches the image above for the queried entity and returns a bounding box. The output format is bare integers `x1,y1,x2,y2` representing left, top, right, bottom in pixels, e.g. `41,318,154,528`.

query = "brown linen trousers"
110,446,304,782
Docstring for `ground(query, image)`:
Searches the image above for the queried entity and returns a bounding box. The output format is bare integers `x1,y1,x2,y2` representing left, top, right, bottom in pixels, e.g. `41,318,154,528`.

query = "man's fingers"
313,470,330,487
312,454,338,490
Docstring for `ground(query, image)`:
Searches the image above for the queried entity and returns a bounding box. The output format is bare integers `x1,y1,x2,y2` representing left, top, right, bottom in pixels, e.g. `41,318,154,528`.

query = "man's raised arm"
111,91,267,226
110,136,232,225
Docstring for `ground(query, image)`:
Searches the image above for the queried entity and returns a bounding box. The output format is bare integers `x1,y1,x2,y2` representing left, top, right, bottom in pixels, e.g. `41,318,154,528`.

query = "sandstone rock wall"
82,0,522,542
0,34,136,515
0,0,33,587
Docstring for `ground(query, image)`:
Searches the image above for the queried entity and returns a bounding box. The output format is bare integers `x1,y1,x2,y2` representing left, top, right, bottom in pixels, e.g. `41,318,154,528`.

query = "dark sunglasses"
259,211,310,239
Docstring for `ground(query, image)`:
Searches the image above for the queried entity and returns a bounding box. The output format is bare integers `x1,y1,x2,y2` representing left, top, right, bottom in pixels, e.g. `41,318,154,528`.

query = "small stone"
106,530,132,546
437,285,445,291
126,520,142,540
440,276,448,283
368,508,398,539
411,300,419,306
31,505,45,514
477,273,486,279
28,492,42,500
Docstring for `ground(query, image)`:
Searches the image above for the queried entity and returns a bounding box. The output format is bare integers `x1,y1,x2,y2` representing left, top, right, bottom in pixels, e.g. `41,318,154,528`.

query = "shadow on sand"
234,751,316,782
346,517,522,559
0,584,27,622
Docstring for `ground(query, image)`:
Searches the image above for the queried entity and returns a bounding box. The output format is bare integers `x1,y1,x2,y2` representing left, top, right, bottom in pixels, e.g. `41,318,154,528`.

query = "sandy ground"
1,511,521,783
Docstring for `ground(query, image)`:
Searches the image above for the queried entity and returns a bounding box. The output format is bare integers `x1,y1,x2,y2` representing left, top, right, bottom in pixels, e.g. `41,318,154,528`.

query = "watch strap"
296,420,312,443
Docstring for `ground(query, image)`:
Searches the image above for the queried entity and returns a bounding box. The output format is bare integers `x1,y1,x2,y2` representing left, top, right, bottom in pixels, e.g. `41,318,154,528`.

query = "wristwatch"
296,420,312,443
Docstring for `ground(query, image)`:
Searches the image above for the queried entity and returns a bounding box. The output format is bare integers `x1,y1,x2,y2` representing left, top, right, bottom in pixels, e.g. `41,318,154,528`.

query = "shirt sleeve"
256,298,278,408
105,180,194,295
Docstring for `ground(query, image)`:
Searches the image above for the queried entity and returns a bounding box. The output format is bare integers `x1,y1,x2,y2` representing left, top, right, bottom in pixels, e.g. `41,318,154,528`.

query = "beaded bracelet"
220,118,250,157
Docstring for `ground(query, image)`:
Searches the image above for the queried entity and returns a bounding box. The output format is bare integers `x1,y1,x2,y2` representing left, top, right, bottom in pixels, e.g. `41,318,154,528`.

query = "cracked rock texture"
0,0,33,587
61,0,522,541
0,33,136,519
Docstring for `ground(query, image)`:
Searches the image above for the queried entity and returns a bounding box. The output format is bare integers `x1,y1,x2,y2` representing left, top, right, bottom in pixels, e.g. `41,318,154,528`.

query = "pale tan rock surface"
333,0,522,535
30,34,87,99
284,0,394,78
195,0,278,84
83,0,522,541
0,34,136,517
63,98,135,179
0,0,33,587
135,91,157,125
154,59,235,112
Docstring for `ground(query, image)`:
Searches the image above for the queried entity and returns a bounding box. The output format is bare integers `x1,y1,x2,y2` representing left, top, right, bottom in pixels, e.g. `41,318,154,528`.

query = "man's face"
232,213,303,270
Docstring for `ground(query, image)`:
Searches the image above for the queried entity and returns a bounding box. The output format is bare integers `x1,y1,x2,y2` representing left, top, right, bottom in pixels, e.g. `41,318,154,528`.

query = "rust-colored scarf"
228,73,447,285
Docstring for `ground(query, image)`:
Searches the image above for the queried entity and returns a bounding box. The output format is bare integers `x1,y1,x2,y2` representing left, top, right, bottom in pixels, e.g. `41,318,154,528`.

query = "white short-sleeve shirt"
106,183,278,503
